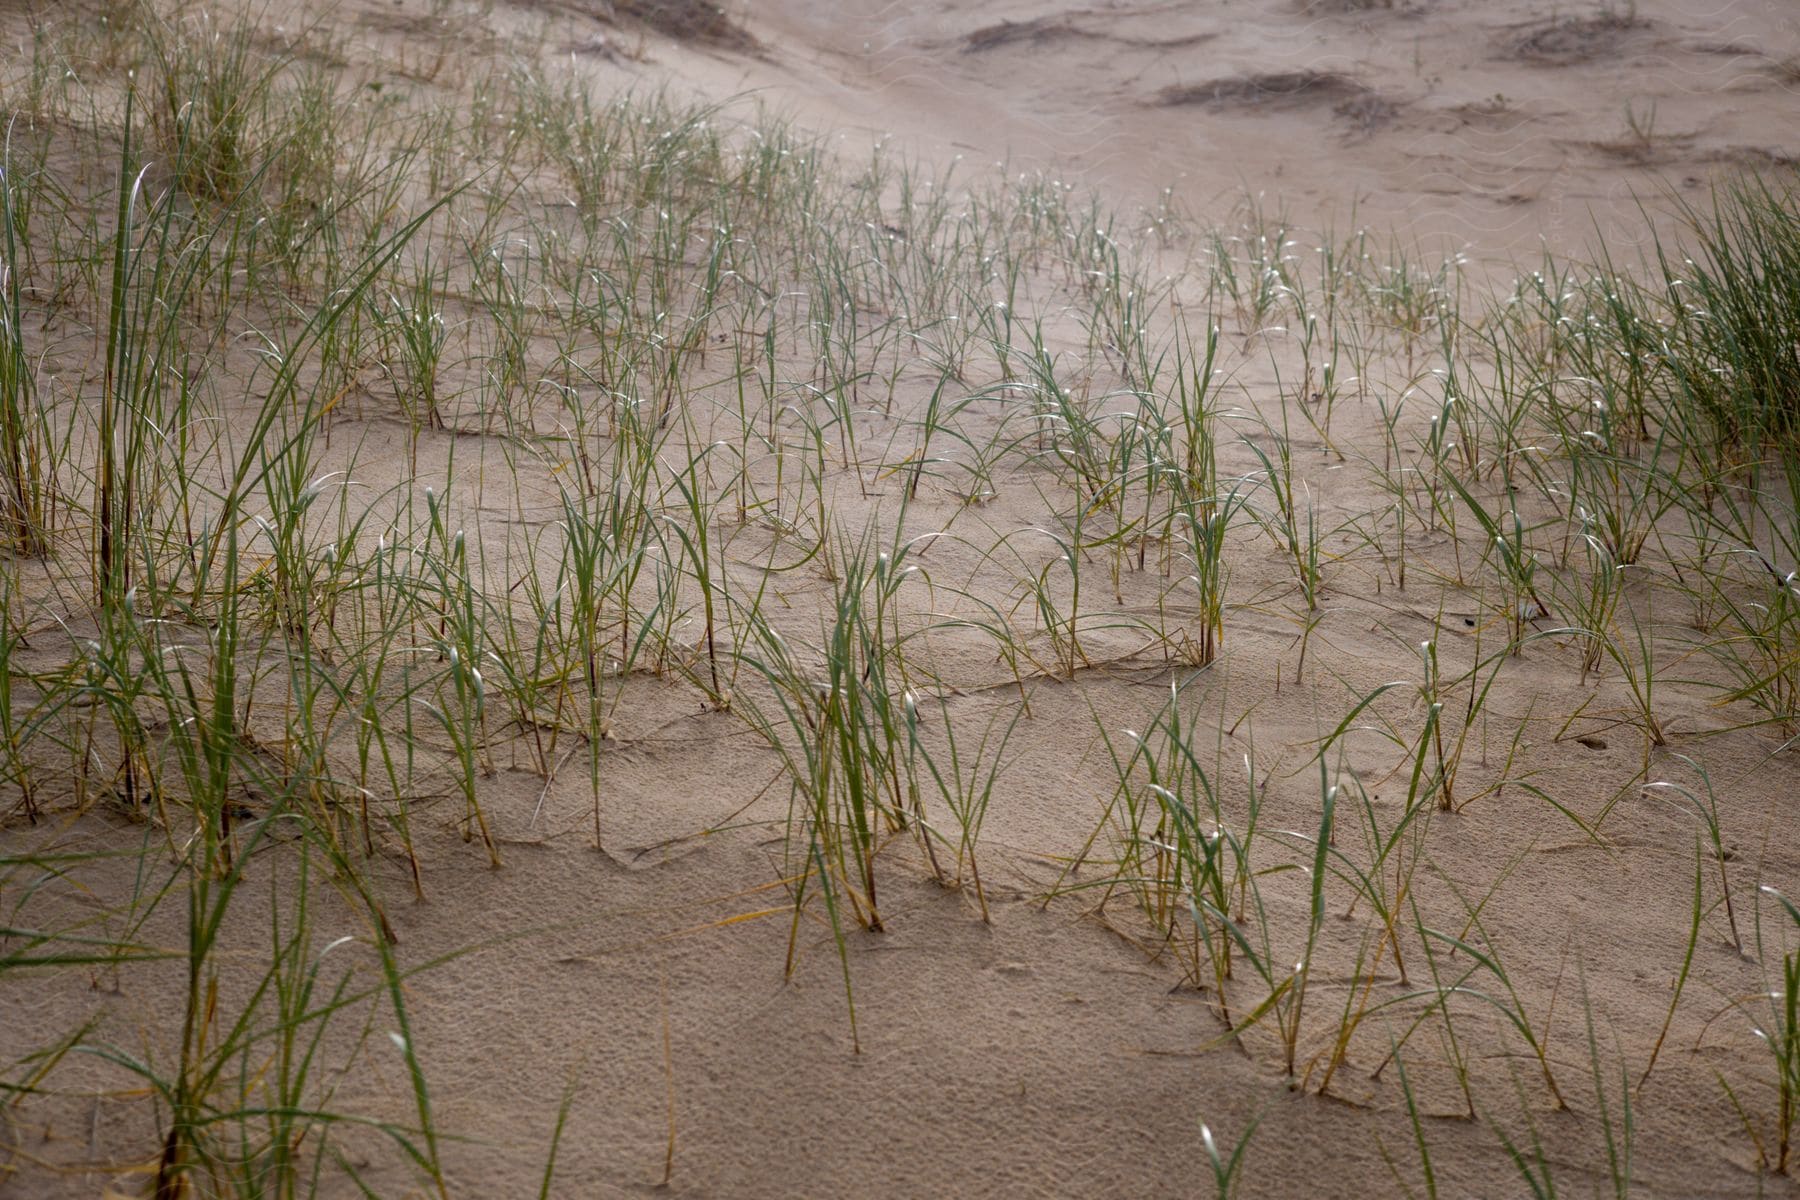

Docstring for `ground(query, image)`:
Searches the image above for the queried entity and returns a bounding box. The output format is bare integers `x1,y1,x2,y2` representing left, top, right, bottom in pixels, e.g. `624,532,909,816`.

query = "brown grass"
1155,71,1372,111
1510,13,1647,65
965,17,1076,52
611,0,754,51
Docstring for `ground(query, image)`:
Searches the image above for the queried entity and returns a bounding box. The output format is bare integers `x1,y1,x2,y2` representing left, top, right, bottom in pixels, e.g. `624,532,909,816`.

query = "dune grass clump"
1657,174,1800,461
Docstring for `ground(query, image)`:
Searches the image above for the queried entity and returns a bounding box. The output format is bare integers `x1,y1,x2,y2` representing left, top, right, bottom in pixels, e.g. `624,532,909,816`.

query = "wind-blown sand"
699,0,1799,259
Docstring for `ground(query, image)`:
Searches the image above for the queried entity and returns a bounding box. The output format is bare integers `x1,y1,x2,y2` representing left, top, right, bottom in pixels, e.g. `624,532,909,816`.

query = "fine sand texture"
2,0,1800,1197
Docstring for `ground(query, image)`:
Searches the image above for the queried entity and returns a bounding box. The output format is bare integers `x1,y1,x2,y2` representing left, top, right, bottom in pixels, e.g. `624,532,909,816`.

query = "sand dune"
1,0,1799,1196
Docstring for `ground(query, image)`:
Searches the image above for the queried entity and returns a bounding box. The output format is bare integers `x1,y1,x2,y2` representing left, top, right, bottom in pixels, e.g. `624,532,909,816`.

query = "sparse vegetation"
1,0,1798,1195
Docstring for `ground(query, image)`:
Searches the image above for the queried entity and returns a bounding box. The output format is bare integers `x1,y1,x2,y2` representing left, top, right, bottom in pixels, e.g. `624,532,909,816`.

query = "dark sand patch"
1155,71,1398,129
1156,70,1369,108
1292,0,1398,14
611,0,754,50
962,15,1214,54
1333,90,1401,131
964,16,1078,51
1508,13,1649,65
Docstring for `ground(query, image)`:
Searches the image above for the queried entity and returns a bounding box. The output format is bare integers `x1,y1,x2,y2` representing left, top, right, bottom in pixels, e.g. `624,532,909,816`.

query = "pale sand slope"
5,0,1800,1197
696,0,1800,263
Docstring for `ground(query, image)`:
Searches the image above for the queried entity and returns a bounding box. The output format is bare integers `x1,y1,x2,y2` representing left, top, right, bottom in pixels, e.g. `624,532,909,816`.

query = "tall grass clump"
0,141,52,556
144,5,285,204
1656,174,1800,461
123,538,451,1196
729,517,937,1048
1737,886,1800,1173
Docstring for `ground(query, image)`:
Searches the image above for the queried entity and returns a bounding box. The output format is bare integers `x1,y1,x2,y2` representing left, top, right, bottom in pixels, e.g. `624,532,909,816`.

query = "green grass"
0,0,1798,1192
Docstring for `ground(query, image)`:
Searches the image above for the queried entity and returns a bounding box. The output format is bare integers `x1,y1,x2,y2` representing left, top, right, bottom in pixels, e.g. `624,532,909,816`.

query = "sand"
4,0,1800,1196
